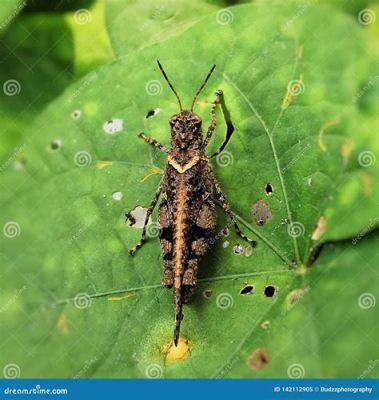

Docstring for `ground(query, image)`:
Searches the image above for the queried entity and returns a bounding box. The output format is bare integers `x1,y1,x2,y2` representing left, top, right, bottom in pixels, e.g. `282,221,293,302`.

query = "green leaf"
1,1,378,378
0,13,74,163
105,0,218,55
0,0,25,34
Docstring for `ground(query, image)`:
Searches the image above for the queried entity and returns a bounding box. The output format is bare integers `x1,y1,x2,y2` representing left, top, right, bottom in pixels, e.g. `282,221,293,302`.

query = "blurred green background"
0,0,378,378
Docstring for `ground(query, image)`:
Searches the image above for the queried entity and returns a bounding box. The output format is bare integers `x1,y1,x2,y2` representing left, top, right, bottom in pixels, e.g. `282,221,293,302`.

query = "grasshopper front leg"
126,183,163,255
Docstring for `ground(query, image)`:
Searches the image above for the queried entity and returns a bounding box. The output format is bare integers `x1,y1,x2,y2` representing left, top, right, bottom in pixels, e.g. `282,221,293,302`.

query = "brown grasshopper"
126,61,256,346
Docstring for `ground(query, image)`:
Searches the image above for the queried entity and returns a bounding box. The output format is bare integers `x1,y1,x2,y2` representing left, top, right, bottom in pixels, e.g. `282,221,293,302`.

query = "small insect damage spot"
57,312,68,334
286,288,306,310
126,206,152,229
260,320,271,330
50,139,62,151
71,110,81,120
103,119,123,135
265,183,274,196
252,199,272,226
203,289,212,299
112,191,123,201
221,226,230,237
165,338,191,363
222,240,230,249
311,215,327,241
264,285,277,298
240,285,254,295
145,108,161,119
245,246,253,257
246,347,270,371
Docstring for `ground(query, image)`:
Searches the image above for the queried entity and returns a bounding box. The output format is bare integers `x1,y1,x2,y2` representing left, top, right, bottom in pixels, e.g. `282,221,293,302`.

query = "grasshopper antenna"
157,60,183,111
190,64,216,111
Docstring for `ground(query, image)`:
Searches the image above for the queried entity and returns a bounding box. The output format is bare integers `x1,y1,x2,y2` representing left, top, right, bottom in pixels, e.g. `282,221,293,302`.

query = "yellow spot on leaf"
108,294,135,301
140,166,164,182
318,118,340,152
311,215,327,241
341,141,353,162
57,313,68,334
297,45,304,59
96,161,113,169
360,173,374,196
164,338,191,363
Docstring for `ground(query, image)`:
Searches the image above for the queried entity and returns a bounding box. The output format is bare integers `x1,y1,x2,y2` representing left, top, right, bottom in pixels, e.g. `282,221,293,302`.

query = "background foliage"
0,0,378,378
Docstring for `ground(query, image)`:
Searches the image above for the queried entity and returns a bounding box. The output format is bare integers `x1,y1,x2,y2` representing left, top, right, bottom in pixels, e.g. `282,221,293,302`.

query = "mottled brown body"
126,62,256,345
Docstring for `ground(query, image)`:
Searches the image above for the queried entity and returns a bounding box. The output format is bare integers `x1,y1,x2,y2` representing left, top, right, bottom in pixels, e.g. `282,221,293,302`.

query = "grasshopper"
126,61,256,346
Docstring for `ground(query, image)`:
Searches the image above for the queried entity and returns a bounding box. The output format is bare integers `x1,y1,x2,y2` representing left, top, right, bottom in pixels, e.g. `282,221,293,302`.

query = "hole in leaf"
203,289,212,298
246,348,270,371
50,139,62,151
240,285,254,295
126,206,151,228
233,244,244,255
265,183,273,196
264,285,277,297
103,119,123,135
145,108,161,119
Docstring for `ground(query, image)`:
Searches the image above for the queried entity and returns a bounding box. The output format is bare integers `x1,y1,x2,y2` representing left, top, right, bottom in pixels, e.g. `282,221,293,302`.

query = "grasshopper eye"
169,117,177,126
